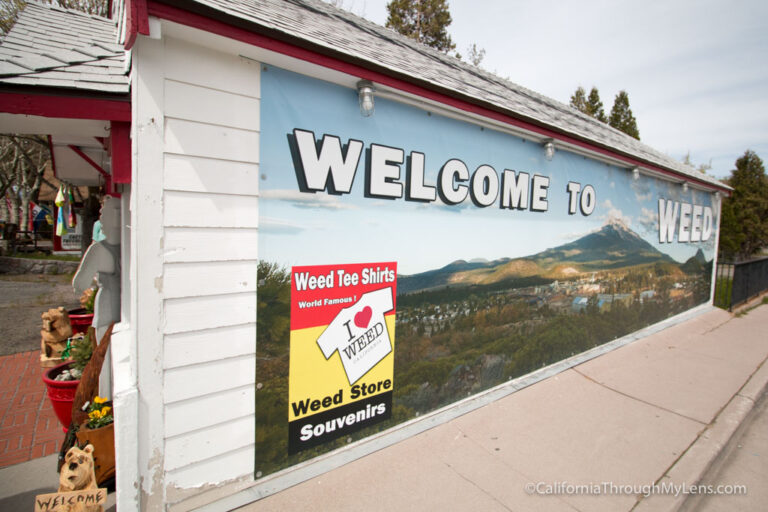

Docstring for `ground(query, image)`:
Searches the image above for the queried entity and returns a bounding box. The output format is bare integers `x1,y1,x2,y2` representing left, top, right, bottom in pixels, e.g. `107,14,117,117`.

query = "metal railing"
714,256,768,310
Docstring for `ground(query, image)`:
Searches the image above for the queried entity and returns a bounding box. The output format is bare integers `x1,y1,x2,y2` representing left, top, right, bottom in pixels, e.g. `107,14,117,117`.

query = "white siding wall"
152,36,260,494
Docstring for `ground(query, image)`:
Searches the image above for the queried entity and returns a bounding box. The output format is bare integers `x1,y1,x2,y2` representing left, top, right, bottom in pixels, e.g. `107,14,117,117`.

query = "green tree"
385,0,455,53
718,150,768,260
570,86,606,122
586,87,607,122
256,261,291,356
570,86,587,113
608,90,640,139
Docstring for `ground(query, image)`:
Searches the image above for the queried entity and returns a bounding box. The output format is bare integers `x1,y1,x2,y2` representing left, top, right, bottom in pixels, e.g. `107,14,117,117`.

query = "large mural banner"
255,66,718,477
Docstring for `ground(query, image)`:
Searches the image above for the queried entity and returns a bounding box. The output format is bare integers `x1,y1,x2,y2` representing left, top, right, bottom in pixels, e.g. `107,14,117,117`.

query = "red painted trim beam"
0,92,130,121
147,1,728,193
110,121,131,185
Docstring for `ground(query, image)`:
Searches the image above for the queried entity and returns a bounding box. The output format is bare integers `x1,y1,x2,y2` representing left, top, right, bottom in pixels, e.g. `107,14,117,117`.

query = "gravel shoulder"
0,273,81,356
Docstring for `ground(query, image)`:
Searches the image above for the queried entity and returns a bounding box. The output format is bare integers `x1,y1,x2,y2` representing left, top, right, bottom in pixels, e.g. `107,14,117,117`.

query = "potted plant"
76,396,115,486
68,286,97,335
42,332,93,431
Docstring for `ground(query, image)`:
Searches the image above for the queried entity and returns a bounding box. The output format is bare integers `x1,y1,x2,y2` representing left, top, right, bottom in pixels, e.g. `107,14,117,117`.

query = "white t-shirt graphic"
317,287,394,384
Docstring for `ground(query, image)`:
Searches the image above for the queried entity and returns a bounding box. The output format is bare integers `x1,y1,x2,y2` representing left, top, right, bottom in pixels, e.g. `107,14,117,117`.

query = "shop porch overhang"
0,3,131,189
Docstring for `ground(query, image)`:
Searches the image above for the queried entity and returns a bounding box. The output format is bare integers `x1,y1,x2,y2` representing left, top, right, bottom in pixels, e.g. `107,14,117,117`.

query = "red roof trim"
147,1,728,193
137,0,150,35
125,0,150,50
0,92,131,121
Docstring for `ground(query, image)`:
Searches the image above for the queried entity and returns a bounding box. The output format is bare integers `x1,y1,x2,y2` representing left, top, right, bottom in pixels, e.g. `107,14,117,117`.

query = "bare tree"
682,151,712,174
53,0,109,17
0,0,25,35
0,135,50,228
1,0,109,35
466,43,486,67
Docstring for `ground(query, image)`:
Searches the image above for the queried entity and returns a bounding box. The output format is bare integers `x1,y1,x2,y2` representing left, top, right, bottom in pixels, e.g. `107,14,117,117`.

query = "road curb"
633,338,768,512
678,383,768,512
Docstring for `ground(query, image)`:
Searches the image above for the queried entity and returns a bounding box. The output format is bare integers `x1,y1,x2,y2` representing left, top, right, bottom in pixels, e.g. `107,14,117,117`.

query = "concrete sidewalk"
240,303,768,512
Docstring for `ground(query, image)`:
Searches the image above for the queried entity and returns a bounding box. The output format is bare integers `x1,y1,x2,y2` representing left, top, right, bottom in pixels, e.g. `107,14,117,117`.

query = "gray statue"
72,195,121,396
73,195,121,330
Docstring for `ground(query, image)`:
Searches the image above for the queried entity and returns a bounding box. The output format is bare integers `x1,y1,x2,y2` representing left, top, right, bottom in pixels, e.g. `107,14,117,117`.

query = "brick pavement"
0,350,64,468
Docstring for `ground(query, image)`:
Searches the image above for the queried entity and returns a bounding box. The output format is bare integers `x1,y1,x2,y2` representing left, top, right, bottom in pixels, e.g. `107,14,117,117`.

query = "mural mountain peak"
399,222,677,294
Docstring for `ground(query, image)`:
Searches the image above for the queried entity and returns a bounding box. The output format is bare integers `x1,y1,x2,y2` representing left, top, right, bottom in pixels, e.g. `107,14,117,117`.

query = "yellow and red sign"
288,262,396,454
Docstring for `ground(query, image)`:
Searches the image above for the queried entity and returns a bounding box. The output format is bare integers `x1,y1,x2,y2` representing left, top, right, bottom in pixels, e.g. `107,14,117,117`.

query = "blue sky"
329,0,768,179
260,66,715,275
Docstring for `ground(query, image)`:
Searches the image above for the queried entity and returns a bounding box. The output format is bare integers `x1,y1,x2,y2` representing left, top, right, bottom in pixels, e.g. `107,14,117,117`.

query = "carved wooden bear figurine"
40,306,73,360
58,444,103,512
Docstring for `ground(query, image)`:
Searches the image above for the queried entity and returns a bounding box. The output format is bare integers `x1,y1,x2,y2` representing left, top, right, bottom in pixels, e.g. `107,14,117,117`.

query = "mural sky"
260,66,717,275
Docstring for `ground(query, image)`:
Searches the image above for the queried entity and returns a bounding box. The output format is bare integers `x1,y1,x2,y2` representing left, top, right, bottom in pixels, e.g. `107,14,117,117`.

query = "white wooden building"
0,1,731,510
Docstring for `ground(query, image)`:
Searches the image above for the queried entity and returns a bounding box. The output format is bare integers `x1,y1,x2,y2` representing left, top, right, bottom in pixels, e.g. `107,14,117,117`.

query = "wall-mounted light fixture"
543,140,555,161
682,182,689,193
357,80,375,117
632,167,640,180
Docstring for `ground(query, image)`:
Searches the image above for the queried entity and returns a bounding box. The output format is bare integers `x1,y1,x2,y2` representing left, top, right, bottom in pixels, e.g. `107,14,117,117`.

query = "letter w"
291,399,310,416
293,129,363,194
658,199,679,243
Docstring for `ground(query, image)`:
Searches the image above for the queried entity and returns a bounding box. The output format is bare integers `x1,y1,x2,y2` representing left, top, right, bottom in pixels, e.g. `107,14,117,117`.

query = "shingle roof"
0,2,128,95
183,0,726,189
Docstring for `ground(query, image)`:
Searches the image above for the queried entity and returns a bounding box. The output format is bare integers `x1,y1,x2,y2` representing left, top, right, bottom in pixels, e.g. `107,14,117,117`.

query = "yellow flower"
94,396,108,405
89,410,101,420
101,407,111,416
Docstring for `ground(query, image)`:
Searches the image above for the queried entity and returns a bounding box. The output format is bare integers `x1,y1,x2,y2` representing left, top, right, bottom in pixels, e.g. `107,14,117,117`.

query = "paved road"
0,274,80,356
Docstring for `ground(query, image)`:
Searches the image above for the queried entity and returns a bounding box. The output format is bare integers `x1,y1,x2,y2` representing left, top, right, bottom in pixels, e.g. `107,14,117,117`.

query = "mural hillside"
392,219,712,418
255,220,713,476
398,220,691,294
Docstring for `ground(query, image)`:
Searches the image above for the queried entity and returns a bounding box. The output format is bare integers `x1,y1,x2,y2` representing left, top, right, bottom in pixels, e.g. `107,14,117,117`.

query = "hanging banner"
288,262,396,454
54,209,83,251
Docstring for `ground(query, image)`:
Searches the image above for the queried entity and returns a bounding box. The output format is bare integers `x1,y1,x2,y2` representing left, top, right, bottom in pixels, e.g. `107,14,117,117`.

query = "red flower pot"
68,308,94,335
42,361,79,432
